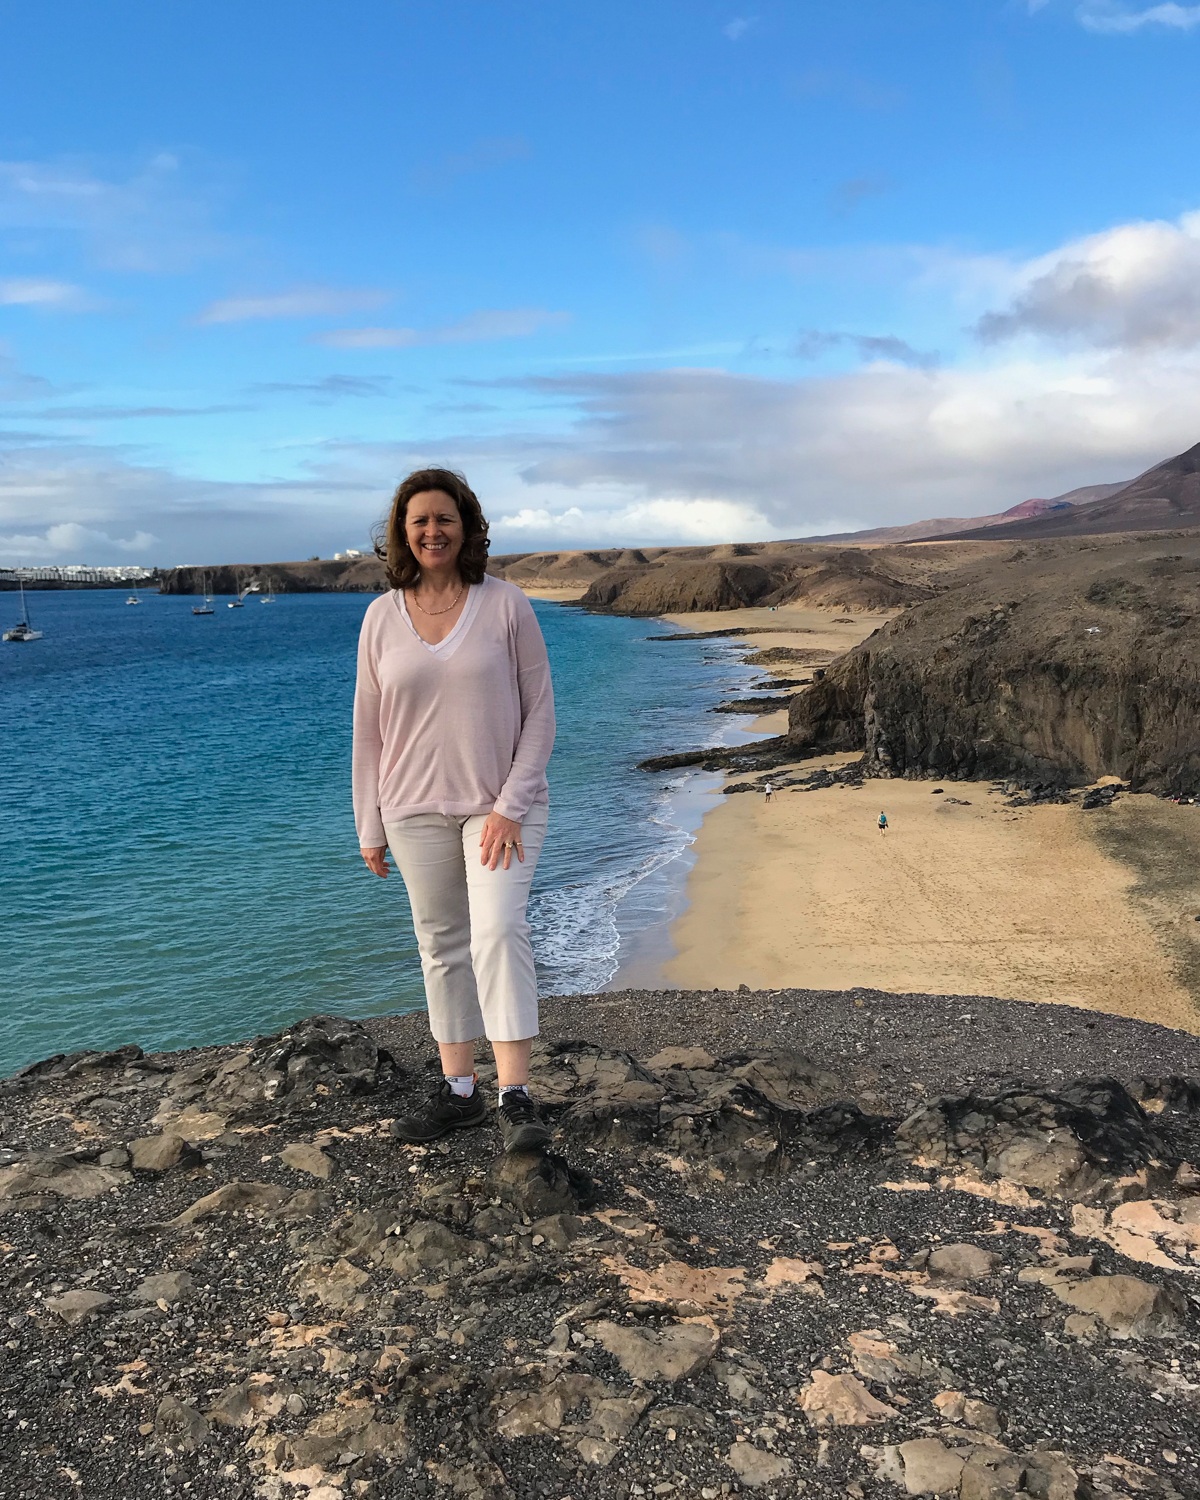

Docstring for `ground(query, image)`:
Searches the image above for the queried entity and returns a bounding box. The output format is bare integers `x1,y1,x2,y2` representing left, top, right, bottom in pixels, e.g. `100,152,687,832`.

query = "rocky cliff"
159,559,388,595
1,989,1198,1500
788,536,1200,796
579,545,944,616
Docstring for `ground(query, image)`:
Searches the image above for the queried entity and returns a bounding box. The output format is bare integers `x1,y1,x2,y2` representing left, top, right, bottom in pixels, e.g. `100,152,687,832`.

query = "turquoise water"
0,588,753,1074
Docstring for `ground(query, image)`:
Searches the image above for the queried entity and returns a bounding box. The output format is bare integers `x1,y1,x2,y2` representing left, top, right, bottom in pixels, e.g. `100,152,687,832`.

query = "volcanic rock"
128,1132,202,1172
2,996,1199,1499
788,534,1200,795
587,1318,721,1382
896,1078,1168,1200
44,1289,114,1325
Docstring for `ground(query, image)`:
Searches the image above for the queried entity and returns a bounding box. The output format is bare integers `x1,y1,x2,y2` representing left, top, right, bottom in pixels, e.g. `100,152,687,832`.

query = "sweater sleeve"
351,607,388,847
493,592,556,822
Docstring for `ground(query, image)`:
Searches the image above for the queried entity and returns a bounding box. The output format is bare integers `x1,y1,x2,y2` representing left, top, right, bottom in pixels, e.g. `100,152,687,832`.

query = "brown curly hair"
373,468,491,590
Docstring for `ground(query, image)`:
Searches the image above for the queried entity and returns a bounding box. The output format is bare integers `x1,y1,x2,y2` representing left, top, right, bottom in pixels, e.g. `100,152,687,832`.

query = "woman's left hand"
480,811,524,870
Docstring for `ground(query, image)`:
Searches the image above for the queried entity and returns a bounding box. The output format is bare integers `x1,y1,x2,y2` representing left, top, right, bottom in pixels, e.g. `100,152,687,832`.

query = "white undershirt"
394,581,483,658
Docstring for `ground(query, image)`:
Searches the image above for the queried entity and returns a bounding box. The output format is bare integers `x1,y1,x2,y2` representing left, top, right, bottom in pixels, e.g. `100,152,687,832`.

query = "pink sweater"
352,575,555,846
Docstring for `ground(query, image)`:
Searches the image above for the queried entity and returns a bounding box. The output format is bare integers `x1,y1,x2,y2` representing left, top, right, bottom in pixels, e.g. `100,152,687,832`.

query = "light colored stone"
168,1180,289,1225
931,1391,966,1422
45,1289,113,1325
128,1133,200,1172
588,1318,720,1383
925,1243,1002,1281
601,1255,745,1315
725,1440,793,1489
963,1399,1002,1436
280,1143,334,1179
576,1436,620,1466
133,1271,193,1304
861,1445,907,1487
645,1046,718,1071
848,1332,927,1385
761,1256,825,1294
1051,1273,1187,1338
899,1437,966,1495
154,1394,210,1453
0,1158,129,1202
1021,1451,1080,1500
294,1257,370,1313
959,1448,1026,1500
799,1371,898,1427
162,1107,227,1141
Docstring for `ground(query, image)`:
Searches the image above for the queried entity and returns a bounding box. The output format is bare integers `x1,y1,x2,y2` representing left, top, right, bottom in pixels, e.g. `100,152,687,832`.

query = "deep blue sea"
0,587,755,1074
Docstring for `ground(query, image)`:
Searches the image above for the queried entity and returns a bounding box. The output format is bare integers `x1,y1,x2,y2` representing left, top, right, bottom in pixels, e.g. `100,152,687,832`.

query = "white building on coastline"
0,564,157,584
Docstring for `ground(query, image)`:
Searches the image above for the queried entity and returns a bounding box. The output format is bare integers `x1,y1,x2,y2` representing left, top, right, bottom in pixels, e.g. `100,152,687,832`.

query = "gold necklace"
410,581,465,616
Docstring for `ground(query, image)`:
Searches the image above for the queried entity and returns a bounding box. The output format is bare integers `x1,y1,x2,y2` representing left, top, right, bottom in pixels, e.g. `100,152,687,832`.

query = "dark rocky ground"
2,991,1199,1500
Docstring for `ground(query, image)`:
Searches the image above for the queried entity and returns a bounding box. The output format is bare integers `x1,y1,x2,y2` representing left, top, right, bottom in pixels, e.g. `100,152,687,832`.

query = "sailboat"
228,580,260,608
3,579,44,643
125,584,142,605
191,573,215,616
259,577,277,603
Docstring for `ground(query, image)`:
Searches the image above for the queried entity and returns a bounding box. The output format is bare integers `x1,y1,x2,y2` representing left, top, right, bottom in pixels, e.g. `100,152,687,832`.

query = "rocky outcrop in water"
2,993,1199,1499
788,536,1200,796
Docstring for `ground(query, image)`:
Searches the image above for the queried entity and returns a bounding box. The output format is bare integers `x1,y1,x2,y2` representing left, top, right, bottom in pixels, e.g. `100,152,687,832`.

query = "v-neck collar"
393,578,483,659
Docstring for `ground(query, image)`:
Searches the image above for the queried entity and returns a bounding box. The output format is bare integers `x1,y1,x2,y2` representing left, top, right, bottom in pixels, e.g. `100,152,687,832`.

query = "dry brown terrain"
655,604,1200,1035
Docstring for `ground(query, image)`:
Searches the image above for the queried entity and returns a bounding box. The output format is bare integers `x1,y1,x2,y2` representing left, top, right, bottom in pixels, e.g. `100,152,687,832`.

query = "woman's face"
404,490,465,576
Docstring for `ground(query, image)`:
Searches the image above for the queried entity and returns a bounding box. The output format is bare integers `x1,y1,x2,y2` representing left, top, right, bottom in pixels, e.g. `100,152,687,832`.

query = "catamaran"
192,574,215,616
3,579,44,643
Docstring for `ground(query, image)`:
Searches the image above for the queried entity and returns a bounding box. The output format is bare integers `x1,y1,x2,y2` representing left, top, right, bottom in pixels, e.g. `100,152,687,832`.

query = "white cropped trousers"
384,805,548,1045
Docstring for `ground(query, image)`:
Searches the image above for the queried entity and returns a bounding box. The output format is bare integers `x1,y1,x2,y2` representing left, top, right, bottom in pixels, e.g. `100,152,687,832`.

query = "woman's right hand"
361,845,389,878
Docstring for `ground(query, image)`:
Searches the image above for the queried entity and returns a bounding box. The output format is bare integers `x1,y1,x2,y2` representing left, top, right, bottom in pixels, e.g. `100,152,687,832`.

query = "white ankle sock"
445,1073,476,1098
498,1083,529,1106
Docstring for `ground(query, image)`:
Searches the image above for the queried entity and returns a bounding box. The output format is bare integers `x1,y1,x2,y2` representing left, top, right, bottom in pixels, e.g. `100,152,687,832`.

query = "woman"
353,468,556,1153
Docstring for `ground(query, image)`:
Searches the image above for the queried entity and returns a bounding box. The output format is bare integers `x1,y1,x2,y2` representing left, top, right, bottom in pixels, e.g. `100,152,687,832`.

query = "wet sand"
659,605,1200,1034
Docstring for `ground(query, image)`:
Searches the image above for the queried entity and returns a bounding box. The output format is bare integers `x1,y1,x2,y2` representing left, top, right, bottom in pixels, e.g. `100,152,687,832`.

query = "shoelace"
499,1092,536,1119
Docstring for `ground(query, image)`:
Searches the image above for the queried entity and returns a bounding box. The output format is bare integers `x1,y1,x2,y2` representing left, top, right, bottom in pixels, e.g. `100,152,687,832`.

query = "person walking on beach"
353,468,556,1154
764,782,773,804
878,811,889,835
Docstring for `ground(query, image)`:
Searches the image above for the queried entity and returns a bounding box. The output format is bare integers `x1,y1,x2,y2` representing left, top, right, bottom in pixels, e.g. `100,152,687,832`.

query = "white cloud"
0,521,157,560
197,286,391,324
723,16,758,40
0,278,89,309
4,208,1200,557
977,211,1200,350
490,496,776,546
1077,2,1200,29
320,307,570,350
0,153,231,272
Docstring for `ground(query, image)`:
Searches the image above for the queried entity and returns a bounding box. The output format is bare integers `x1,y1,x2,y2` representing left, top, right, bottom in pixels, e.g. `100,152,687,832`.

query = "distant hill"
947,441,1200,541
799,481,1129,545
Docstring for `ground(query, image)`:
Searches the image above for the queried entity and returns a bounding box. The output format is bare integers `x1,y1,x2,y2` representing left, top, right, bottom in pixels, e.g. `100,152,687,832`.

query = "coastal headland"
649,542,1200,1032
2,999,1197,1498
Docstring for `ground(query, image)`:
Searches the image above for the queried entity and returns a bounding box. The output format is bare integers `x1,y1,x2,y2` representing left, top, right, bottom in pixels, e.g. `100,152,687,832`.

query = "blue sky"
3,0,1200,563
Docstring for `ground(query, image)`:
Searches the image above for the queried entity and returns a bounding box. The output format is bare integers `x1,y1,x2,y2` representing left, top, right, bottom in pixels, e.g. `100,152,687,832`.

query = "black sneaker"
391,1082,486,1143
498,1090,552,1154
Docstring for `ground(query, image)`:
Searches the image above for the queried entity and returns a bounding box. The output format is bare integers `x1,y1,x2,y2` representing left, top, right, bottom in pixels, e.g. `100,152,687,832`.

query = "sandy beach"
659,605,1200,1034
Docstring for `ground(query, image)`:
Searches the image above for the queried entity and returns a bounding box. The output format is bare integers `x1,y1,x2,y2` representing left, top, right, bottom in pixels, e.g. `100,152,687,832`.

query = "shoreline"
621,603,1200,1035
607,604,891,991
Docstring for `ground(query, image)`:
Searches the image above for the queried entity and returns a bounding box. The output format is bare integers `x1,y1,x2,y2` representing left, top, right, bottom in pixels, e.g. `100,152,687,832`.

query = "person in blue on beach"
878,811,888,834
